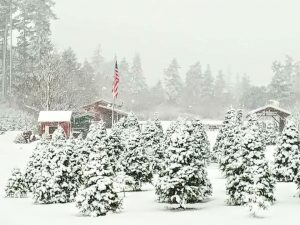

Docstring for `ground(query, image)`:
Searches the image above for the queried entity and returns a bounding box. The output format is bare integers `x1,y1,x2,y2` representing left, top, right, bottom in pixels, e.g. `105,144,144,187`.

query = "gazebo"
247,102,291,132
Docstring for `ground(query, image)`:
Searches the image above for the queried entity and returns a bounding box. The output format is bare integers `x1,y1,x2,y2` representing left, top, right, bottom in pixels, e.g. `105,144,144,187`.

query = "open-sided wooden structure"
247,104,291,132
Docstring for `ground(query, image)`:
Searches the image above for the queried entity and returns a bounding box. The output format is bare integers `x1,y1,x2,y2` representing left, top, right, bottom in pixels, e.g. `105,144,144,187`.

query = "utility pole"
9,0,13,95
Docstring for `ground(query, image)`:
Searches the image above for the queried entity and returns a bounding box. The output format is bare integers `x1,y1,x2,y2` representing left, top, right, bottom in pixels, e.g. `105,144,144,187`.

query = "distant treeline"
1,1,299,119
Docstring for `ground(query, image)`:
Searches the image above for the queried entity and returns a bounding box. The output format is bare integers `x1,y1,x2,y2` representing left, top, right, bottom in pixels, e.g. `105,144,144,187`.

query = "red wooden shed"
82,99,128,128
38,111,72,137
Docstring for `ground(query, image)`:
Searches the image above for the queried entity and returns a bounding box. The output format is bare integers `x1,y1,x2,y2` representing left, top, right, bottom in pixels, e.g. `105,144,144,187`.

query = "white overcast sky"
51,0,300,86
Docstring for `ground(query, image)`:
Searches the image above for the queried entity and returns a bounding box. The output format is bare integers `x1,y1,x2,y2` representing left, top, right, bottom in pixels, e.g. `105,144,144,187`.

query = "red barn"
38,111,72,137
82,99,128,128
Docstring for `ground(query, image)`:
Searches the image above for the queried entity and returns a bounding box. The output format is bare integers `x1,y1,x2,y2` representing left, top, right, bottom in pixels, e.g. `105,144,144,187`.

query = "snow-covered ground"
0,131,300,225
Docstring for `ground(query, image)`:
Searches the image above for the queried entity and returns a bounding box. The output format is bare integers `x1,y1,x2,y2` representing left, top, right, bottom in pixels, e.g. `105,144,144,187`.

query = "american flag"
112,61,120,98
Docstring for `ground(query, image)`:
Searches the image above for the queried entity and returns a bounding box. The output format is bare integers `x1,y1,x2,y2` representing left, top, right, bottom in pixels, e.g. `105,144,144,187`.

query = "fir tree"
141,120,164,172
32,126,77,204
219,110,243,174
223,123,245,205
164,59,183,104
76,151,122,217
190,119,211,165
156,120,212,209
212,109,236,162
273,121,300,182
123,133,153,191
103,129,125,173
264,121,279,145
5,168,28,198
25,137,49,192
240,115,276,216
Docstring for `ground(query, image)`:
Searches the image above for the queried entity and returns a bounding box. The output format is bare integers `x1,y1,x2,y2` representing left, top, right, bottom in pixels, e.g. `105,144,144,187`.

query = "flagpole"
112,95,115,127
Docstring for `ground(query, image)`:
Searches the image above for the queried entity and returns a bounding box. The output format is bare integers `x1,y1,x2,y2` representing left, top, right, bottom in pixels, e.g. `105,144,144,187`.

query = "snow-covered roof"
38,111,72,122
247,105,291,117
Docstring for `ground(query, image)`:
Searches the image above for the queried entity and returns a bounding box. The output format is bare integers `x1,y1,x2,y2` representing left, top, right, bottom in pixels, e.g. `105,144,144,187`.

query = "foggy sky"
51,0,300,86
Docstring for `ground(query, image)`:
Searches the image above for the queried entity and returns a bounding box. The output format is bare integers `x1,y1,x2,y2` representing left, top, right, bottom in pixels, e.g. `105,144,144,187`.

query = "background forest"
1,0,300,119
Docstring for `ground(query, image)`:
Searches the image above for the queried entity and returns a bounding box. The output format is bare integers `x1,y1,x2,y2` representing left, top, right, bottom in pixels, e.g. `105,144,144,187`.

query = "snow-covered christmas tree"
140,120,163,173
156,120,212,209
122,132,153,191
103,129,125,173
212,108,236,162
219,110,243,174
223,123,245,205
264,121,279,145
5,168,28,198
32,126,77,204
273,120,300,182
76,121,108,183
25,137,49,192
190,119,211,165
240,115,276,216
76,150,122,217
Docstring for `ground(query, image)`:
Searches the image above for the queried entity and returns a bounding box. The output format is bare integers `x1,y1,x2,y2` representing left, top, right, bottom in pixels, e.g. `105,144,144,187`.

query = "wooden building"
38,111,72,137
82,99,128,128
247,104,291,132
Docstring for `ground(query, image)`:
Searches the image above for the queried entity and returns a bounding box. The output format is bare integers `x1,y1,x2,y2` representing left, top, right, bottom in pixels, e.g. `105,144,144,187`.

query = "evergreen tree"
76,150,122,217
224,123,245,205
273,121,300,182
184,62,202,109
32,126,77,204
191,119,211,165
164,59,183,104
25,137,49,191
150,80,165,107
263,121,279,145
219,110,243,173
103,129,125,173
212,109,236,162
240,115,276,216
76,121,107,183
123,133,153,191
202,64,214,100
141,120,164,172
5,168,28,198
156,120,212,208
269,56,294,106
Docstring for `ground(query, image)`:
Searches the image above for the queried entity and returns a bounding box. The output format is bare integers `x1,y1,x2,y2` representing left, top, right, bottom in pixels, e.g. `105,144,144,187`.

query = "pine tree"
191,119,211,165
212,109,236,162
122,112,140,147
76,150,122,217
184,62,202,109
25,137,49,191
76,121,107,184
219,110,243,173
123,132,153,191
264,121,279,145
141,120,164,172
224,124,245,205
273,121,300,182
32,126,77,204
164,59,183,104
103,129,125,173
5,168,28,198
240,115,276,216
269,56,295,106
156,120,212,209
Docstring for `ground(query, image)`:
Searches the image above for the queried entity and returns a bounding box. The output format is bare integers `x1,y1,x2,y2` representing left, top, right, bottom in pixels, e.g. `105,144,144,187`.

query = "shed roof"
38,111,72,122
247,105,291,118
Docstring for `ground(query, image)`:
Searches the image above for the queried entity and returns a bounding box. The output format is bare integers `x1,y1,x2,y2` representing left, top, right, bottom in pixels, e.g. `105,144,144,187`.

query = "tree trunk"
2,22,8,100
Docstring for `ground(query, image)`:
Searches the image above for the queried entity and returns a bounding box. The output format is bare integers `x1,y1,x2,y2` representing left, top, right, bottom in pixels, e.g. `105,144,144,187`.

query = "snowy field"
1,132,300,225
